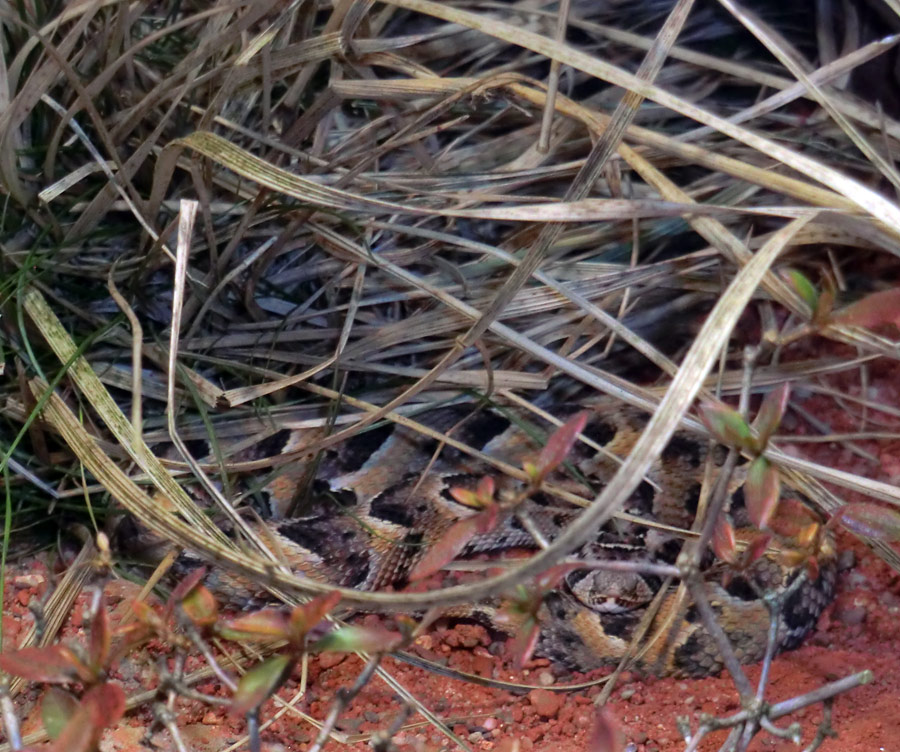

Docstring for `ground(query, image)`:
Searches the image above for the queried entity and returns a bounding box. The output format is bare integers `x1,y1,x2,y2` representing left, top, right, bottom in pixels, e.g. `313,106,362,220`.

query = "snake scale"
154,400,836,678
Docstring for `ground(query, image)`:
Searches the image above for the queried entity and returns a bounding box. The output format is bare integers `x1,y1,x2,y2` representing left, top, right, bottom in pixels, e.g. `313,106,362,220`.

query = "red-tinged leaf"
476,475,495,504
509,616,541,669
835,502,900,541
753,384,790,446
288,591,342,644
46,683,125,752
312,625,403,654
449,486,481,508
130,599,157,624
783,269,819,315
711,516,737,565
587,706,625,752
536,411,589,478
42,688,79,740
474,504,500,534
740,533,772,569
166,567,208,614
180,585,219,628
830,287,900,330
409,507,500,582
230,654,294,716
88,603,111,672
698,403,756,452
768,497,818,539
45,706,94,752
113,620,150,643
82,683,126,728
745,457,781,530
218,609,290,642
796,521,821,550
805,555,820,581
0,645,92,684
816,286,835,325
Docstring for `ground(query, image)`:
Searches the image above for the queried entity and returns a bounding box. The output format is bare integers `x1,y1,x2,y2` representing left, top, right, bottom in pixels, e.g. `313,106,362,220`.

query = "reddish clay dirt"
3,362,900,751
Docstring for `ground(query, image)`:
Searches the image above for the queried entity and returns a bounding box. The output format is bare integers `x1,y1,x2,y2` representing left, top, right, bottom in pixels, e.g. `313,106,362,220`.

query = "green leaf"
698,403,756,452
752,383,790,447
231,654,294,716
312,625,403,654
835,503,900,541
744,456,781,529
784,269,819,315
41,688,79,740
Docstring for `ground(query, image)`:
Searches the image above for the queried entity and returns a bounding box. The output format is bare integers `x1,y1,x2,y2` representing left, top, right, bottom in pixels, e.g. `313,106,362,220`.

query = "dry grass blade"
384,0,900,231
22,287,227,544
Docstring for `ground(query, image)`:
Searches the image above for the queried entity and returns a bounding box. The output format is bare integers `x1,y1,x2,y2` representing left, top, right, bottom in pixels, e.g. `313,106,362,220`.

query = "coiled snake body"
168,401,836,678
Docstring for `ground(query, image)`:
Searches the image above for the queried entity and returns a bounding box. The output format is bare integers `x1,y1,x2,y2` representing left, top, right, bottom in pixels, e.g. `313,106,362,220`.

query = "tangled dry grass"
2,1,900,750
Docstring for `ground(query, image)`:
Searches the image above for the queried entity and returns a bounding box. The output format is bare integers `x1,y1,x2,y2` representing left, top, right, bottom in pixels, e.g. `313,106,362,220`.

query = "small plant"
0,563,420,752
409,411,589,582
0,589,125,752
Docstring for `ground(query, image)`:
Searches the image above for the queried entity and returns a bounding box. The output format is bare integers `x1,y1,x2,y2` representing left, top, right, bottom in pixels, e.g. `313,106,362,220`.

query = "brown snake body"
155,400,836,677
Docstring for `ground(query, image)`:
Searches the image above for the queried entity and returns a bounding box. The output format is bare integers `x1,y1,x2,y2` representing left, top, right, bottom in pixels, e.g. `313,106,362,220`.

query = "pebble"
835,605,867,626
201,711,220,725
527,688,562,718
364,710,380,723
472,655,494,677
620,688,636,700
335,717,364,733
13,574,44,588
317,652,346,669
837,550,856,571
537,671,555,686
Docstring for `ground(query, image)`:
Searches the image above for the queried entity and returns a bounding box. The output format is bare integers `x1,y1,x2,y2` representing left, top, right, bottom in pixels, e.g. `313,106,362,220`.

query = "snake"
140,399,837,678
